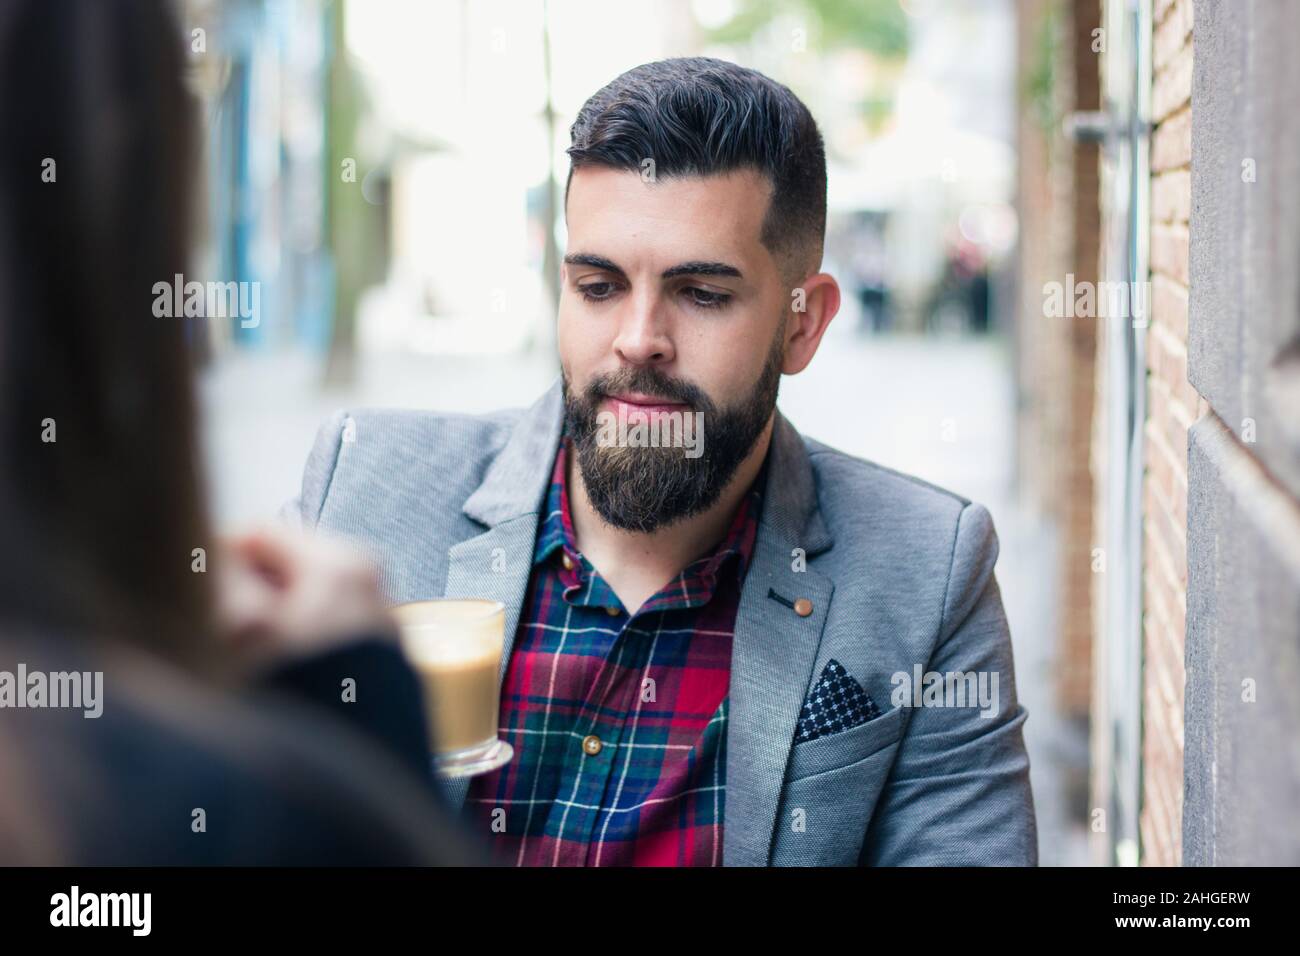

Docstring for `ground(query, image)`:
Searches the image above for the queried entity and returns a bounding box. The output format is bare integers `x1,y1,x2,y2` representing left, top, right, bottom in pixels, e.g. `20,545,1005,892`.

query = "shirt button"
605,606,620,616
561,553,574,570
582,734,603,755
794,597,814,617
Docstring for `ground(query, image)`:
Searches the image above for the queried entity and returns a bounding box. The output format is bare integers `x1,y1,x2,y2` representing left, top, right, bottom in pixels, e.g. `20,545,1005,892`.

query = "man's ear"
782,271,842,375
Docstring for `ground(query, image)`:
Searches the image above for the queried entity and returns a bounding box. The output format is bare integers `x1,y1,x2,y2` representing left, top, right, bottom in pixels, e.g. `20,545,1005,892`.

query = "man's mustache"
584,371,710,410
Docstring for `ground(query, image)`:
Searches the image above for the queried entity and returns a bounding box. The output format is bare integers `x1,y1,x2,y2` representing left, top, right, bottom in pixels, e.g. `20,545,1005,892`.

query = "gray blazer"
283,378,1038,866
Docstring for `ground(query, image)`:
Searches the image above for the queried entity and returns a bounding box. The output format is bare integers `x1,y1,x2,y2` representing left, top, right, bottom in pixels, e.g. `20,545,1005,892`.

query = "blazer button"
561,553,574,571
605,606,620,616
582,734,602,755
793,597,813,617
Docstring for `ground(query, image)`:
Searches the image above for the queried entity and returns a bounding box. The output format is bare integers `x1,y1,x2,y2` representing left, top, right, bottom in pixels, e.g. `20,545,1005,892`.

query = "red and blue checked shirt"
464,437,763,866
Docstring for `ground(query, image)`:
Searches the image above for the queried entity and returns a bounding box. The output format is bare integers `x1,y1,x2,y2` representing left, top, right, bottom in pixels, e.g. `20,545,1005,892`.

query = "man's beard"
561,332,783,533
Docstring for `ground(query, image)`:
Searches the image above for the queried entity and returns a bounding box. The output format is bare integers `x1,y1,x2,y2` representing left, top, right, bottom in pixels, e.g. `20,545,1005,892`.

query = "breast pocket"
784,704,906,782
770,706,907,866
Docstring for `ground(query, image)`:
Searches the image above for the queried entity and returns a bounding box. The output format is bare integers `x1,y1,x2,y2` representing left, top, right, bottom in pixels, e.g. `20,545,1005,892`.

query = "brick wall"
1014,0,1098,721
1141,0,1196,867
1057,0,1100,719
1015,0,1069,535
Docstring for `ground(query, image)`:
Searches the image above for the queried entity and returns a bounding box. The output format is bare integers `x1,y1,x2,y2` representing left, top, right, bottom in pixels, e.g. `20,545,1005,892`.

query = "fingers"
226,527,382,593
212,526,394,673
221,527,311,591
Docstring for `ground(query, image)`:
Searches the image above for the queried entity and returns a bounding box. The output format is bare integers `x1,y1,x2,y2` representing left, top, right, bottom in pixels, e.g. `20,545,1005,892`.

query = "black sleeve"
254,637,432,783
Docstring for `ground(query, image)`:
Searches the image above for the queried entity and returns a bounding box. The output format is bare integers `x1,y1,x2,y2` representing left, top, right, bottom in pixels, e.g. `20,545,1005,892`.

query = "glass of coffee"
392,599,514,778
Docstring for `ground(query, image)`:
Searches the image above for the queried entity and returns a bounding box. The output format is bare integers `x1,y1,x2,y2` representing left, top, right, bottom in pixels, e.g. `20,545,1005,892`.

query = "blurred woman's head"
0,0,215,663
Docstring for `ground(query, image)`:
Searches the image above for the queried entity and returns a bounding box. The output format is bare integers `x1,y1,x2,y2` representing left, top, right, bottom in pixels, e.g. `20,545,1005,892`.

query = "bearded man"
285,57,1037,868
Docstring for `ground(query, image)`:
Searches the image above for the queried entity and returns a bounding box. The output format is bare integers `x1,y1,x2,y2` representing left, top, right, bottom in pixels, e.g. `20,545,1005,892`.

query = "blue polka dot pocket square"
794,659,882,743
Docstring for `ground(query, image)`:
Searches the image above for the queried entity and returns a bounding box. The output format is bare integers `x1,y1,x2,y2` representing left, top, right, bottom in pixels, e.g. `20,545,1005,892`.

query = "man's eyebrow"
661,261,743,280
563,253,626,278
563,253,744,282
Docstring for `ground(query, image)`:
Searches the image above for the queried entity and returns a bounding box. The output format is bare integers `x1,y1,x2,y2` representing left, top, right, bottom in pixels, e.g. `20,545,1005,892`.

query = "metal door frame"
1096,0,1152,867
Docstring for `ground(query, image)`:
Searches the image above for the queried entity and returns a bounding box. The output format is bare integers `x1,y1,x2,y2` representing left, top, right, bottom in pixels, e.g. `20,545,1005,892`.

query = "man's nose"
612,291,675,366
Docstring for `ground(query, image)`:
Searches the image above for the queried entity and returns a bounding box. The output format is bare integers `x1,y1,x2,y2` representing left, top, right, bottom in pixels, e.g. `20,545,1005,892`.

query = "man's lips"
602,393,690,416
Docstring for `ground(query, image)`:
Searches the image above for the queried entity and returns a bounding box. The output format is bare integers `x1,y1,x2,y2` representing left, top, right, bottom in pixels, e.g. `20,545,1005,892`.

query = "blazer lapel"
723,410,835,866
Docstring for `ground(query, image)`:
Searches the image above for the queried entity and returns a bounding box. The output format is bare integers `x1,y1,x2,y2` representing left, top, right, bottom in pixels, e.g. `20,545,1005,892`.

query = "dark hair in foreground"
0,0,493,867
565,56,828,281
0,0,215,663
0,0,216,861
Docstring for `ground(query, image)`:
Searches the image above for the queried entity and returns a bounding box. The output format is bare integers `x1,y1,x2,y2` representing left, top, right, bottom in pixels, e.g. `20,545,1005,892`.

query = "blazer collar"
761,396,833,557
460,379,566,528
461,376,833,557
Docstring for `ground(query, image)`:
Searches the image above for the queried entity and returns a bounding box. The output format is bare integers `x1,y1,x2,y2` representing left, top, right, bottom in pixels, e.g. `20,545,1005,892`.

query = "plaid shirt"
464,438,763,865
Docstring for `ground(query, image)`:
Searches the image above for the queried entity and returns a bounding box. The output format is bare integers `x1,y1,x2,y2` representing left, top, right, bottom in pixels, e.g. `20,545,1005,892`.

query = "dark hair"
0,0,216,665
565,57,827,281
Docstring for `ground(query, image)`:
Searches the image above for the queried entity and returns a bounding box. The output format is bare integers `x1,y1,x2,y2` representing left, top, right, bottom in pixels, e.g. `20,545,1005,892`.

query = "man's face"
558,166,792,532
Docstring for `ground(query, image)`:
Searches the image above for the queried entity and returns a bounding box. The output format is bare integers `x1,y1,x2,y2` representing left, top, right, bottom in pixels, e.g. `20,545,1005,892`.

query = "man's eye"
577,282,616,302
683,287,731,310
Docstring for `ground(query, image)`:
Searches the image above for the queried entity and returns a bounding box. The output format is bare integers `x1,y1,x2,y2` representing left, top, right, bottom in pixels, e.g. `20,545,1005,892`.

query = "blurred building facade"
1016,0,1300,867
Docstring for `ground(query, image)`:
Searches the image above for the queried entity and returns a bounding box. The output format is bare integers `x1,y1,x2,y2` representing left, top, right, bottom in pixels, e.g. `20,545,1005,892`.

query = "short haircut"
565,57,827,282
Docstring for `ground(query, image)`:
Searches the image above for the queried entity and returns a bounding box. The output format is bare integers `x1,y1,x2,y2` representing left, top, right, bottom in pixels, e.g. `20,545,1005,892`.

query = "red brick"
1154,0,1193,70
1151,224,1191,284
1152,273,1189,340
1152,108,1192,172
1154,43,1194,123
1152,169,1192,224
